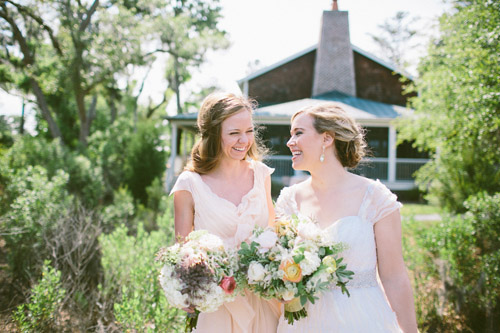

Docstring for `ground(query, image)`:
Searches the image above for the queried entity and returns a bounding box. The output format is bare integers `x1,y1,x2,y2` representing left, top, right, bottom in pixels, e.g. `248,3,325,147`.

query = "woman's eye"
246,129,254,133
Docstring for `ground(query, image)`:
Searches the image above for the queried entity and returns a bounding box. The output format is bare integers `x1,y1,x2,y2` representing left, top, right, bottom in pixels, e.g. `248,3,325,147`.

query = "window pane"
365,127,388,158
260,125,291,155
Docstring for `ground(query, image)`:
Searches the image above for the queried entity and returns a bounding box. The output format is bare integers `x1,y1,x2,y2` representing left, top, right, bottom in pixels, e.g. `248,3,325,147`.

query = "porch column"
388,125,397,183
165,123,178,191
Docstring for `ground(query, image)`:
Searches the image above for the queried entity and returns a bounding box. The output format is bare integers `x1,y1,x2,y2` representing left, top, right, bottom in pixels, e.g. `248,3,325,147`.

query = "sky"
0,0,451,118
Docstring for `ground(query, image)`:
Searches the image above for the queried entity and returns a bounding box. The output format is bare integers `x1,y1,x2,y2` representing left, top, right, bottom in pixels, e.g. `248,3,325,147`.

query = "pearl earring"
320,146,325,163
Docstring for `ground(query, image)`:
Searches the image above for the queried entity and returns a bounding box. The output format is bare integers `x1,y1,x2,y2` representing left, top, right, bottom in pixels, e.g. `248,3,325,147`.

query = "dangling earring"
320,146,325,163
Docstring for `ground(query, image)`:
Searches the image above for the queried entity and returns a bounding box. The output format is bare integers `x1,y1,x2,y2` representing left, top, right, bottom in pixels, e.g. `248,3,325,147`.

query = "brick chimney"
312,6,356,97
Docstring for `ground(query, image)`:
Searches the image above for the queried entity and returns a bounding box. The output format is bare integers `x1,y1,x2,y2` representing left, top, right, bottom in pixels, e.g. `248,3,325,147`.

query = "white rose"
297,222,321,241
255,230,278,252
281,289,296,301
248,262,266,282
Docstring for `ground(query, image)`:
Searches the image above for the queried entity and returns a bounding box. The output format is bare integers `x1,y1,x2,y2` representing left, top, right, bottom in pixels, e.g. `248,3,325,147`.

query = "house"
165,2,428,192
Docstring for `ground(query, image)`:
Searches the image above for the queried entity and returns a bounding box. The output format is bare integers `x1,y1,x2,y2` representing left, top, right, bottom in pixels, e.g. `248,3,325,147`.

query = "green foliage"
419,193,500,331
13,261,66,332
1,166,73,285
87,117,167,204
0,136,105,208
124,119,167,204
398,0,500,213
99,196,183,331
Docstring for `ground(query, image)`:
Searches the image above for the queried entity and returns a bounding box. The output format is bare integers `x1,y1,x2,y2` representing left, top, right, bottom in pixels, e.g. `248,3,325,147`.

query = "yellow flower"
322,256,337,274
280,259,302,283
274,219,291,236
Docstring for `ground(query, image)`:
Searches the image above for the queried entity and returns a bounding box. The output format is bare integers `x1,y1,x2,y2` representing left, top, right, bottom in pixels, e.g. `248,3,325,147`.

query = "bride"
275,103,418,332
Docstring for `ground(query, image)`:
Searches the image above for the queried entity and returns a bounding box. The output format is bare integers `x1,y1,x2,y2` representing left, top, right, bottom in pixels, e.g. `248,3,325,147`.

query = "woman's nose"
287,137,295,147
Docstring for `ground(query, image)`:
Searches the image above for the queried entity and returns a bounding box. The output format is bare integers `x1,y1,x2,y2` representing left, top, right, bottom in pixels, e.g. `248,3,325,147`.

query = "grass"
400,203,443,217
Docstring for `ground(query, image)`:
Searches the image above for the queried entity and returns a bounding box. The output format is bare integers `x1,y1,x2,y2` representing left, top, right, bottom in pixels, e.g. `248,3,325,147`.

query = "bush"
1,166,73,286
13,261,66,332
0,136,105,208
99,196,183,331
421,192,500,331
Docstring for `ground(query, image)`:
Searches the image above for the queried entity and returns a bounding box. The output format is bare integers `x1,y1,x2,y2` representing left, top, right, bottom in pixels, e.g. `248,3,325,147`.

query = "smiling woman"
169,92,281,333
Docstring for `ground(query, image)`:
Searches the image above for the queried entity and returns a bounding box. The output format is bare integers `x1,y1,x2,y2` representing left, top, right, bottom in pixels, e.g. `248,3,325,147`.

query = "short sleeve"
169,171,194,196
274,186,298,219
255,160,275,178
362,180,402,224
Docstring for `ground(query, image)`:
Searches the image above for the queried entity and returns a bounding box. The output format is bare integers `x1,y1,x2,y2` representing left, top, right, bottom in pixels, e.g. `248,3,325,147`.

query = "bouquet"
156,230,239,332
237,216,354,324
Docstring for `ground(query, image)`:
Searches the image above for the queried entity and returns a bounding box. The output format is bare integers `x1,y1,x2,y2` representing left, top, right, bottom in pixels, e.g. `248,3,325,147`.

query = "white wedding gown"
276,179,403,332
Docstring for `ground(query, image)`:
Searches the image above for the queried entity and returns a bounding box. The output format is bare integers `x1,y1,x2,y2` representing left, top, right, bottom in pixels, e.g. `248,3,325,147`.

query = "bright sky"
0,0,450,117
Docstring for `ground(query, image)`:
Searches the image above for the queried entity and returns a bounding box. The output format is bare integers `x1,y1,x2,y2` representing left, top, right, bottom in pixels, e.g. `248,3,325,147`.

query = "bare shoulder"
345,172,373,192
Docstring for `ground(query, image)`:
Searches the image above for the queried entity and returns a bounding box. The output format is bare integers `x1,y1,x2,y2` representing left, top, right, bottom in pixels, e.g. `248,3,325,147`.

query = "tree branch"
4,0,63,56
79,0,99,33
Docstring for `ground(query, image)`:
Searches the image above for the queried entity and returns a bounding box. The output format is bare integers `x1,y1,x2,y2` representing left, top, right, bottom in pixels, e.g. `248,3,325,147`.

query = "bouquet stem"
284,297,307,325
185,309,200,332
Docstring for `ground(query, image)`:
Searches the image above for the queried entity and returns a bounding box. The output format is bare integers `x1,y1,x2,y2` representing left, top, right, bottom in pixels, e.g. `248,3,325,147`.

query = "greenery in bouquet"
155,230,240,332
237,216,354,324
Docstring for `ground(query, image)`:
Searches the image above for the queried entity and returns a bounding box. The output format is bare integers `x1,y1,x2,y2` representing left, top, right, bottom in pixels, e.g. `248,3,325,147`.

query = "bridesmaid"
171,92,280,332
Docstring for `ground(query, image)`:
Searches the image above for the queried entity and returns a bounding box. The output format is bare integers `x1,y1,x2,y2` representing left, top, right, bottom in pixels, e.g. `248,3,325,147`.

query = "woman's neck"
309,159,349,193
210,158,249,180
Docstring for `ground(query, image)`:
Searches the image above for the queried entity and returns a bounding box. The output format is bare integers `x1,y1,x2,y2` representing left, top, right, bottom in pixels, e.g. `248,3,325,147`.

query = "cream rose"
248,262,267,283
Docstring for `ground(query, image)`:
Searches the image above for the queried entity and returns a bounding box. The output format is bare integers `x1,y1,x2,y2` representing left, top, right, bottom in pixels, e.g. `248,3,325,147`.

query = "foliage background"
0,0,499,332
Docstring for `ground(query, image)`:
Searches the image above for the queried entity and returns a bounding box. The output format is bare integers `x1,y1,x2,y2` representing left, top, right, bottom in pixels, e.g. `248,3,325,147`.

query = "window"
364,127,388,158
260,125,291,155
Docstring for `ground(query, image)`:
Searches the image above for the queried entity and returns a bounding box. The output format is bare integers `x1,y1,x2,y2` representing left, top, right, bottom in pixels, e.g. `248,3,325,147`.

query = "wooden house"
165,3,428,192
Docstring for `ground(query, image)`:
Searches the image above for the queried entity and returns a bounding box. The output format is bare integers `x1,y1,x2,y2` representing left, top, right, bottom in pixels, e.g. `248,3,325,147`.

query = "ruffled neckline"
194,160,258,211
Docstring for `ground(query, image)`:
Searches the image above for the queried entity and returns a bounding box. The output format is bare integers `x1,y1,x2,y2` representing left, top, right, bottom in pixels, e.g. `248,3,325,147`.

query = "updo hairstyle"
186,92,267,174
292,103,367,168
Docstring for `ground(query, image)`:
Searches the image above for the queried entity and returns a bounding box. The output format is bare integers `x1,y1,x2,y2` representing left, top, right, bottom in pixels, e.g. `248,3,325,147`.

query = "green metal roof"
167,91,412,123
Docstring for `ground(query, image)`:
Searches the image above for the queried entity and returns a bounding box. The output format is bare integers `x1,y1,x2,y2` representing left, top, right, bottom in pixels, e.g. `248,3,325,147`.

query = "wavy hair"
186,92,268,174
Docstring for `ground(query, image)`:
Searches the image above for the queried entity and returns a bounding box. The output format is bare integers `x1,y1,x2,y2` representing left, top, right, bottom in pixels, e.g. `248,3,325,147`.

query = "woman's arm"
264,174,275,226
173,190,195,241
375,210,418,333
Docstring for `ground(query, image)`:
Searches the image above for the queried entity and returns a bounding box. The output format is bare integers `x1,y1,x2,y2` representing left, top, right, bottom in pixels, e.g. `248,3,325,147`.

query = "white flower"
255,230,278,252
281,289,296,301
248,262,267,283
297,222,321,241
197,233,224,251
300,250,322,276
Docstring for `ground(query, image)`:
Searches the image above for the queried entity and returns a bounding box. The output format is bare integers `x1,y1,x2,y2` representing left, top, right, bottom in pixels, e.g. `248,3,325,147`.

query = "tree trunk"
30,78,64,142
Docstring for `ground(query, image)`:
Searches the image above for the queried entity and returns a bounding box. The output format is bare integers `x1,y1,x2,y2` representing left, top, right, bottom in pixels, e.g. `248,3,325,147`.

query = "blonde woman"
276,103,417,332
171,92,280,332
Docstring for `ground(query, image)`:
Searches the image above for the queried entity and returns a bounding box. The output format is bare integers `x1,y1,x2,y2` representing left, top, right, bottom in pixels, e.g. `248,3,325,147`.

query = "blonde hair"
292,103,367,168
186,92,267,174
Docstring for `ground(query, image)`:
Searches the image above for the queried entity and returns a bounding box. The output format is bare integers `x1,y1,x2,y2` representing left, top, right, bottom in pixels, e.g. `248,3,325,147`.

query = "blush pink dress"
170,160,281,333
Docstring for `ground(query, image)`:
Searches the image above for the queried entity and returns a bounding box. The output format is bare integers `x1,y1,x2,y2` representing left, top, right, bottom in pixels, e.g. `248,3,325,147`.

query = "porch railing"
264,155,429,183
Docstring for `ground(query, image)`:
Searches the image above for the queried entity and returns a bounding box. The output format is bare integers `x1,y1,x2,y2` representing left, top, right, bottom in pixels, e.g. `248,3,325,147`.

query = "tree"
398,0,500,212
0,0,227,146
369,11,421,71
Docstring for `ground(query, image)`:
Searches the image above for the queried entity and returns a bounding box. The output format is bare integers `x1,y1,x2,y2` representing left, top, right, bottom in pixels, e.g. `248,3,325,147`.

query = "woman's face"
287,113,324,171
220,109,255,161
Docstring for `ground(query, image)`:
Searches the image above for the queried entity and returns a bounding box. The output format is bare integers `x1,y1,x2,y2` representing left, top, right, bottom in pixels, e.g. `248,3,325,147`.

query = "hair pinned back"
292,103,367,168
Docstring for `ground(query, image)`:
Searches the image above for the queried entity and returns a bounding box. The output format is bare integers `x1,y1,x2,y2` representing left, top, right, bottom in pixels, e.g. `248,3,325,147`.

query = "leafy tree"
369,11,421,71
0,0,227,146
398,0,500,213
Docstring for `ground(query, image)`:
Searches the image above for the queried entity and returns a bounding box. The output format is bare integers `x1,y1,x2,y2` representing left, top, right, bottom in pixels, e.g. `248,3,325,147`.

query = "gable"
240,44,414,107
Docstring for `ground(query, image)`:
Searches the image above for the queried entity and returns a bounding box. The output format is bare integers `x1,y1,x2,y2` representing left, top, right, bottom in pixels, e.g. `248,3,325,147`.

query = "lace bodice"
275,179,402,278
170,160,274,249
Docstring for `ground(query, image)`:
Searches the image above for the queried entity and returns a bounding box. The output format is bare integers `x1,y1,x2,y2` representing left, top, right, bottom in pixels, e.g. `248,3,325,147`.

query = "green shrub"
0,136,105,207
422,192,500,331
2,166,73,285
99,196,183,331
13,261,66,332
